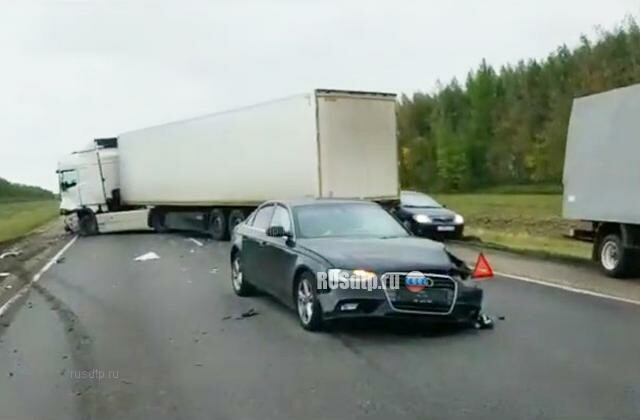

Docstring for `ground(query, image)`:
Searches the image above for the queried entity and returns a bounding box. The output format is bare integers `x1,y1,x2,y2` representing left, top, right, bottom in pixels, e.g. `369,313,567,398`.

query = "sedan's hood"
297,236,453,273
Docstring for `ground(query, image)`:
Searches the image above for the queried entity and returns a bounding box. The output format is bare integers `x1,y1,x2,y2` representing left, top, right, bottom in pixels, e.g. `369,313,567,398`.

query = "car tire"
231,252,255,296
228,209,246,235
208,208,229,241
295,272,323,331
598,233,631,278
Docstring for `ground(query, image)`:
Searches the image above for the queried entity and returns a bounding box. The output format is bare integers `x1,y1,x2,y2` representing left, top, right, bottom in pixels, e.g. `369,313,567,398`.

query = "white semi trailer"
57,89,400,239
563,83,640,277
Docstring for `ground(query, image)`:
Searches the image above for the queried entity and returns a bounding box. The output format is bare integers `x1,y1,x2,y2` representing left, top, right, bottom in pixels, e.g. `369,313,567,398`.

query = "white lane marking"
0,236,77,316
187,238,203,247
495,270,640,307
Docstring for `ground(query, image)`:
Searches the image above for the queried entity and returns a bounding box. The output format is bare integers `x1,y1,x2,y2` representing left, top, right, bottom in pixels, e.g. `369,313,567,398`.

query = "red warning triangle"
472,253,493,280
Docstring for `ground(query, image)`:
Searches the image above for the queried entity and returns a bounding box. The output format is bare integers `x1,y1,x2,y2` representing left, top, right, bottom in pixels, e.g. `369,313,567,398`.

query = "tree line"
398,17,640,192
0,177,55,202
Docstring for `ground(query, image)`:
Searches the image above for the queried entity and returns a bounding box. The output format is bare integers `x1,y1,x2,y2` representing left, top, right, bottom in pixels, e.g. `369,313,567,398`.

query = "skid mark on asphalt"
30,282,108,420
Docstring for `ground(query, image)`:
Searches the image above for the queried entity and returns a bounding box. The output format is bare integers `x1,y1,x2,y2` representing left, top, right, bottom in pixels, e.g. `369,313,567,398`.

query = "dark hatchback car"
230,199,488,331
394,191,465,239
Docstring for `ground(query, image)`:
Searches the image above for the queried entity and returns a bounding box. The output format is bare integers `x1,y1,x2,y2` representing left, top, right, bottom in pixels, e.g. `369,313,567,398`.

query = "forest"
0,177,55,202
397,17,640,192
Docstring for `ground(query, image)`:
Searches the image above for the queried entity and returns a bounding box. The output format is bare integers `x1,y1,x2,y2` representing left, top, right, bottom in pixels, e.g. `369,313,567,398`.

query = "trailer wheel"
208,209,229,241
228,209,246,235
598,233,630,278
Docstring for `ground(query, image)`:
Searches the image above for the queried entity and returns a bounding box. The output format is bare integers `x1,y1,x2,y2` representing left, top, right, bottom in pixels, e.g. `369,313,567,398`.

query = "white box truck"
57,89,400,239
563,83,640,277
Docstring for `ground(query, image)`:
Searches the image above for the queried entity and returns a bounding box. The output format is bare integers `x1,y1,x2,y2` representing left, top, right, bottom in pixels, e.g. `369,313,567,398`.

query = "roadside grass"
432,194,592,260
0,200,59,243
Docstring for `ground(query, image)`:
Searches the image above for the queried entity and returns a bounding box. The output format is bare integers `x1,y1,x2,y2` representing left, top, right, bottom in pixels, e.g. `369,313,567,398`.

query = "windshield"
58,169,78,192
293,203,409,239
401,192,442,208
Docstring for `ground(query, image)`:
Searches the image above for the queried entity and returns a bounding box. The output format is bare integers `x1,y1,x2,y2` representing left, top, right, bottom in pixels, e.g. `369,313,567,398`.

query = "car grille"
382,273,457,314
431,216,454,223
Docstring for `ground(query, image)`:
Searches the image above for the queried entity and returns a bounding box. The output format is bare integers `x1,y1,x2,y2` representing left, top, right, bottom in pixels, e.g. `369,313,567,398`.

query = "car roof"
401,190,428,195
264,198,379,208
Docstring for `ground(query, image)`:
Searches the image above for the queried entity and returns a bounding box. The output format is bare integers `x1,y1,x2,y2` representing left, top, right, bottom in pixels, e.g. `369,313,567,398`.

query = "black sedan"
394,191,465,239
230,199,489,331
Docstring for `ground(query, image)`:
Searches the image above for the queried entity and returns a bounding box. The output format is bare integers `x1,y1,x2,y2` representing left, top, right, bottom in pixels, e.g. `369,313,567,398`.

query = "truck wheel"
150,210,168,233
78,212,98,236
228,209,246,235
208,209,229,241
598,233,630,278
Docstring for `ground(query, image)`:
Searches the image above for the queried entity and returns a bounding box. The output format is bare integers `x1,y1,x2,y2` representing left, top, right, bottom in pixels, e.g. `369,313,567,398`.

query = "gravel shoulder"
447,241,640,303
0,217,72,311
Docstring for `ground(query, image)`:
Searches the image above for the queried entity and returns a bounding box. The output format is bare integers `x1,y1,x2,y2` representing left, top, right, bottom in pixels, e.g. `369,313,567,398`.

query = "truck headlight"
454,214,464,224
413,214,432,224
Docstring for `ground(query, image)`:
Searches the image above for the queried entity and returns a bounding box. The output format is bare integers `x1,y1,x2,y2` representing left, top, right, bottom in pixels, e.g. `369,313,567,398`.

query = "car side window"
270,205,291,233
252,205,274,230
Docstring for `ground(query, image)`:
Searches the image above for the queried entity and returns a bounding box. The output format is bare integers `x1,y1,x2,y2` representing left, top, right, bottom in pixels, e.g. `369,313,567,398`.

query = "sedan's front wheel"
296,273,323,331
231,254,254,296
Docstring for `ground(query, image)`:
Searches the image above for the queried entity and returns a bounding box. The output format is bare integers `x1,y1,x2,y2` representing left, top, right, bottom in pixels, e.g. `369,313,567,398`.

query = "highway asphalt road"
1,232,640,420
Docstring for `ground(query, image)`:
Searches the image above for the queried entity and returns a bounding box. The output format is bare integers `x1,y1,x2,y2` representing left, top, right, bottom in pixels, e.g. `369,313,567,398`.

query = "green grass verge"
432,194,592,260
0,200,59,244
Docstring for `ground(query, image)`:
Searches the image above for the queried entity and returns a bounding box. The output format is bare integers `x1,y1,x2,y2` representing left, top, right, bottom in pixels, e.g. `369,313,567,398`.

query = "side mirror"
266,225,287,238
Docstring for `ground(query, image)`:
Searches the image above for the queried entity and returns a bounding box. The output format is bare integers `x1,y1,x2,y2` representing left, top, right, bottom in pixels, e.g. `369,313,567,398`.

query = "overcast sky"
2,0,638,191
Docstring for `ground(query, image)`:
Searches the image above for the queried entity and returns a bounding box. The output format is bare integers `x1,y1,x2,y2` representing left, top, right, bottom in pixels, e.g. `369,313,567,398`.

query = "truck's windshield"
58,170,78,191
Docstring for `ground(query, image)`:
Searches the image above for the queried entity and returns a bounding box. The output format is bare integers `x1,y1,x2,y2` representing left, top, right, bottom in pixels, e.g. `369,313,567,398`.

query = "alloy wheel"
297,278,314,325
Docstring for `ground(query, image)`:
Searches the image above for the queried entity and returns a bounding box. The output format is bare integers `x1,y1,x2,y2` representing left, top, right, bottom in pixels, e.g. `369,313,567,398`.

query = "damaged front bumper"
317,283,484,325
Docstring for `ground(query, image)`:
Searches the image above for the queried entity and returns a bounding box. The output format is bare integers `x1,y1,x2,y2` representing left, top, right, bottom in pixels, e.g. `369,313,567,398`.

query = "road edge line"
0,235,77,316
495,270,640,306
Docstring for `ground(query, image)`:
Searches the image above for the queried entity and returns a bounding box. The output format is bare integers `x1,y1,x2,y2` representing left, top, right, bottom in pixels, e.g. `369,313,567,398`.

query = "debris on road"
121,379,133,385
194,363,203,367
0,250,22,259
8,372,13,377
222,315,232,321
56,256,66,264
236,308,259,319
498,315,506,321
76,385,92,397
134,252,160,262
209,268,218,274
187,238,204,247
474,314,495,330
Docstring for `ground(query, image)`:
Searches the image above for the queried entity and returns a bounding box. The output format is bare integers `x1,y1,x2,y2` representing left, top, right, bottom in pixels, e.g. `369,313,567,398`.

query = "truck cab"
57,138,121,234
